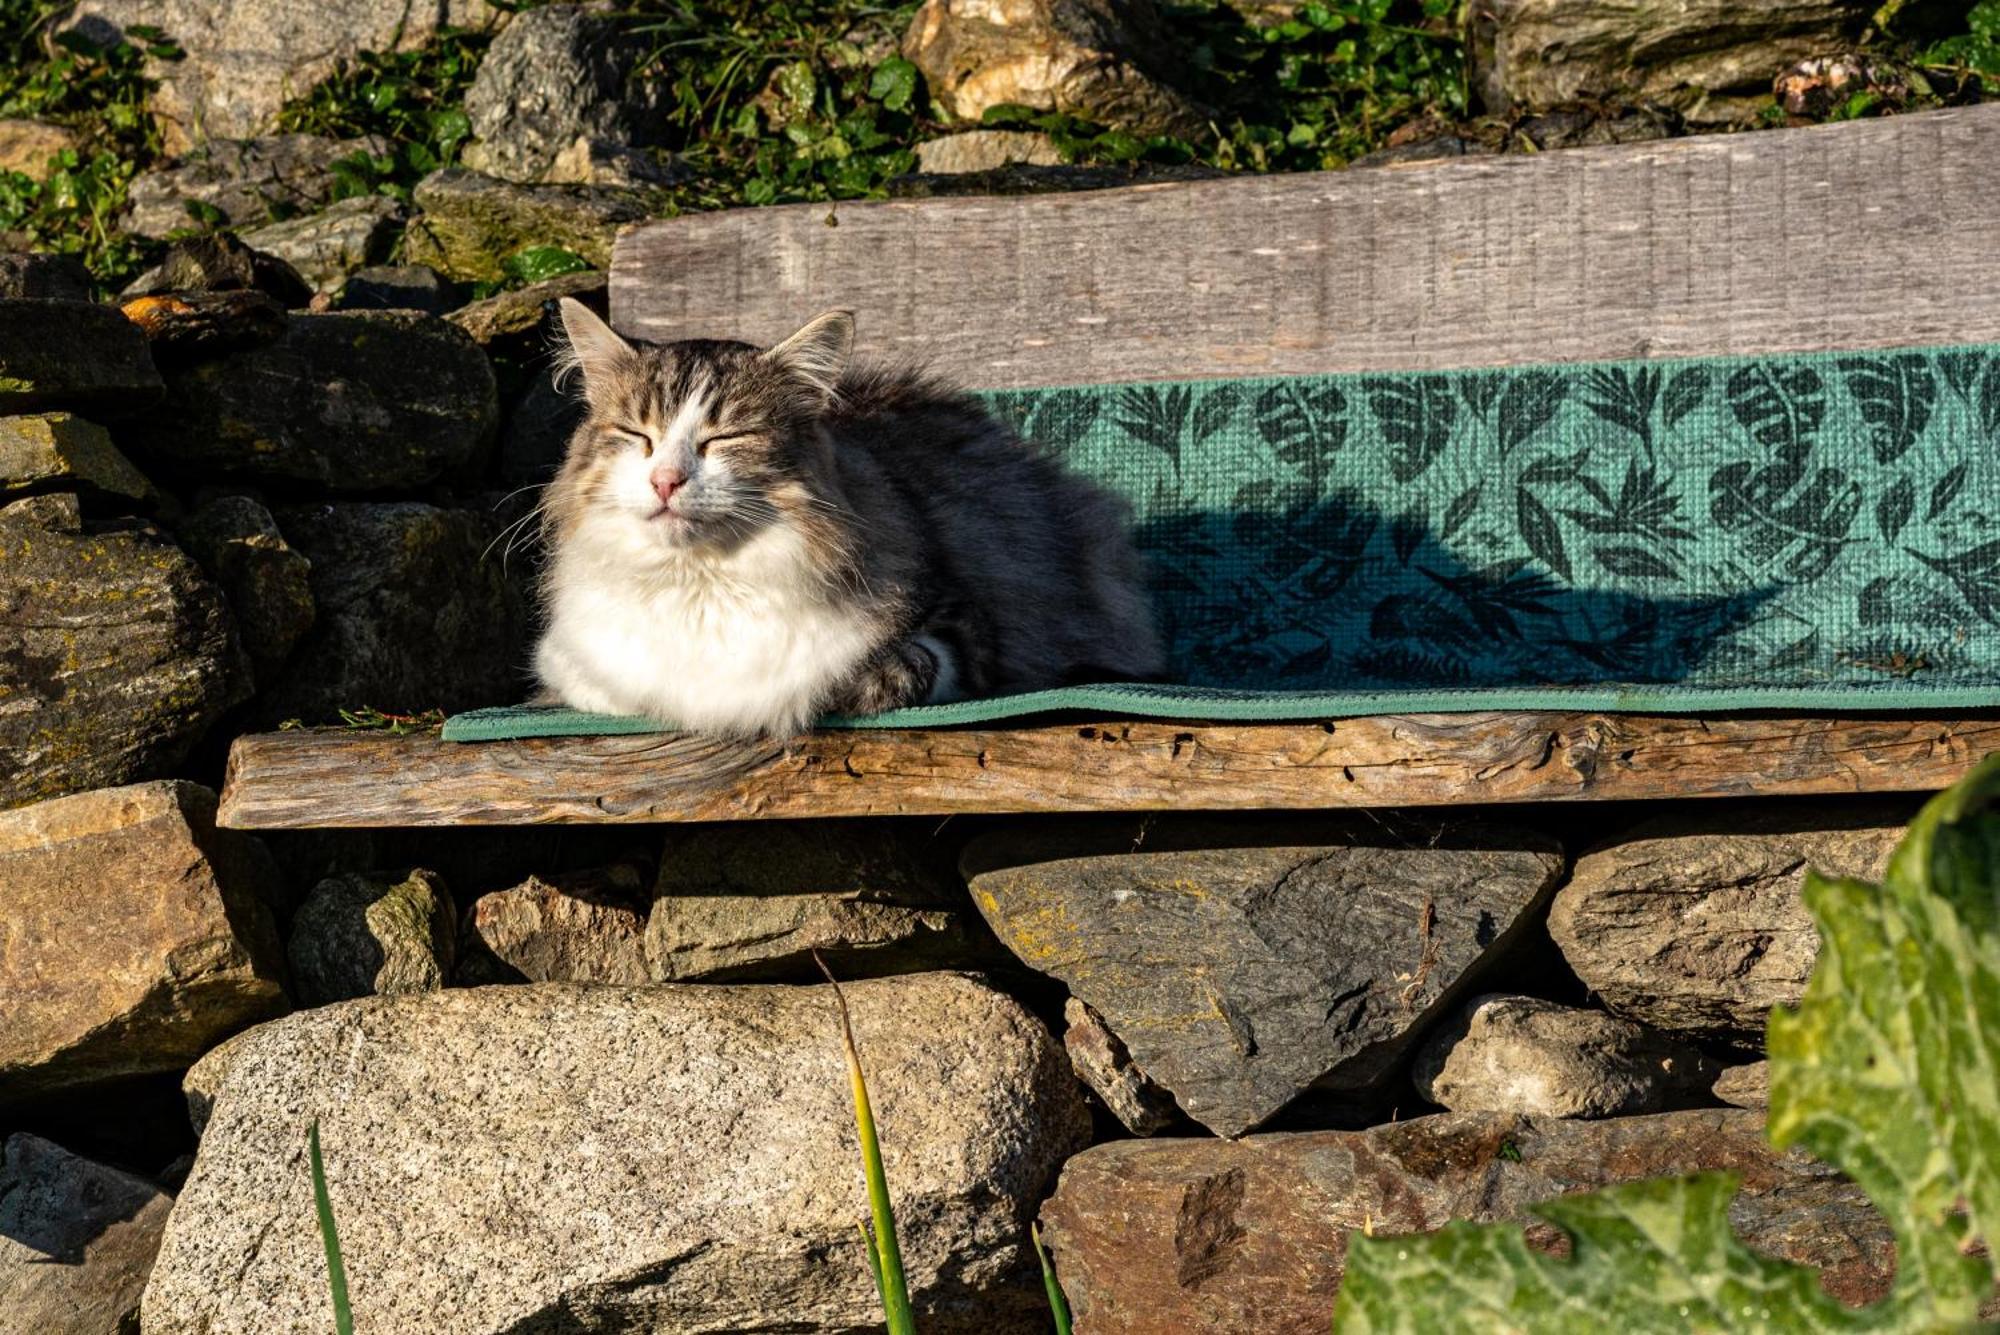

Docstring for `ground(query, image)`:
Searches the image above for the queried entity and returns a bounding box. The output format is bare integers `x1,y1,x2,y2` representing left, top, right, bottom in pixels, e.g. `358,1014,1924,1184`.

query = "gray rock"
1470,0,1872,123
0,298,162,415
461,4,668,184
913,129,1064,174
460,865,652,985
404,167,647,282
122,134,386,238
1714,1059,1771,1110
1548,807,1905,1044
131,310,497,490
260,501,531,724
62,1,496,151
182,1028,255,1137
448,268,605,348
0,412,157,504
648,820,989,982
499,367,586,485
239,194,407,290
173,495,314,685
0,782,288,1099
1064,996,1178,1135
963,816,1565,1137
0,517,245,810
0,490,82,530
120,289,291,365
288,869,456,1005
0,251,93,301
1042,1108,1906,1328
889,158,1227,198
903,0,1206,139
0,118,78,182
121,232,315,310
1412,993,1719,1119
336,264,462,314
0,1133,175,1332
143,976,1090,1333
543,135,682,186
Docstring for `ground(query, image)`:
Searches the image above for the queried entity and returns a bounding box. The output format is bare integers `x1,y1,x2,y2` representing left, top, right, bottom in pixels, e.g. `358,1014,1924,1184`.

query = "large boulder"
1043,1109,1901,1331
0,782,288,1100
0,299,161,415
239,194,407,291
648,820,991,982
143,976,1090,1332
403,167,647,282
963,816,1565,1136
130,310,497,491
903,0,1206,139
258,501,532,723
288,868,457,1005
122,134,386,238
0,412,156,505
461,3,668,184
0,1133,175,1331
172,494,314,685
1411,993,1719,1119
1470,0,1874,123
459,865,653,985
1547,807,1905,1044
62,0,497,152
0,507,243,810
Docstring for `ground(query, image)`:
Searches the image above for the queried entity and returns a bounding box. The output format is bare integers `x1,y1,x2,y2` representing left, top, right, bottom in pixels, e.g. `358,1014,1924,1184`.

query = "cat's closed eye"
606,428,652,457
695,432,754,458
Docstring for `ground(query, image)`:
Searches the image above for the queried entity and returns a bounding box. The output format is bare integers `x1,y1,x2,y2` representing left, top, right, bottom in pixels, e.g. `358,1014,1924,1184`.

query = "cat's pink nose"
651,468,687,506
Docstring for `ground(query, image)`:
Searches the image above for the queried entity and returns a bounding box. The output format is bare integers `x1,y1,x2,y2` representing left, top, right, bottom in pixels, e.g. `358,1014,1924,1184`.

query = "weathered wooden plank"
611,105,2000,389
217,714,2000,828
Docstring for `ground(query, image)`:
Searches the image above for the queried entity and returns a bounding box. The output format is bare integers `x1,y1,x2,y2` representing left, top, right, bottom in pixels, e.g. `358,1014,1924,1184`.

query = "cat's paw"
834,640,938,716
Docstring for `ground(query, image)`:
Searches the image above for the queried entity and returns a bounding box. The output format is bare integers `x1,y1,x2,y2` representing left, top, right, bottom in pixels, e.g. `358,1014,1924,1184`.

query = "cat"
531,298,1162,737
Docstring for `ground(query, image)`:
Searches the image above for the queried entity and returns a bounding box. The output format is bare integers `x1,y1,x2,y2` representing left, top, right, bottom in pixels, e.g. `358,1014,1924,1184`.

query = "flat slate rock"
0,299,162,414
0,782,288,1100
1043,1108,1902,1333
0,1133,175,1332
0,514,245,809
239,193,407,290
131,310,497,491
1548,805,1907,1043
962,815,1565,1136
144,975,1089,1334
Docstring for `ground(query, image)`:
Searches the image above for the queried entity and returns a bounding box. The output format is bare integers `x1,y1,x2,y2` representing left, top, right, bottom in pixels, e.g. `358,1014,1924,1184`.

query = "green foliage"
1332,756,2000,1333
0,0,177,290
501,243,592,284
1918,0,2000,90
1033,1223,1073,1335
274,24,488,200
816,952,915,1334
308,1121,355,1335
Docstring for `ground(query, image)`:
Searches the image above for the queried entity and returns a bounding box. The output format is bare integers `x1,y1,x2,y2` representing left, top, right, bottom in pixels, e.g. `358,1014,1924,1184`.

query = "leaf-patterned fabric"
448,342,2000,739
985,344,1999,698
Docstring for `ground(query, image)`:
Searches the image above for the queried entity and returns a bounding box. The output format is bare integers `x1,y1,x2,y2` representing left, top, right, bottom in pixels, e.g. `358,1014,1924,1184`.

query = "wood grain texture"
217,714,2000,827
611,104,2000,388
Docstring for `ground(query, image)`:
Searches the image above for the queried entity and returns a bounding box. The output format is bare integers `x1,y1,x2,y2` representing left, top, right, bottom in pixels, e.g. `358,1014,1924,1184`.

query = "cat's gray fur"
532,299,1161,736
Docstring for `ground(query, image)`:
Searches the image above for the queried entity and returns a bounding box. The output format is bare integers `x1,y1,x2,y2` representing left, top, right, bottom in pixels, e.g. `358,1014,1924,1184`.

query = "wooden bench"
216,103,2000,830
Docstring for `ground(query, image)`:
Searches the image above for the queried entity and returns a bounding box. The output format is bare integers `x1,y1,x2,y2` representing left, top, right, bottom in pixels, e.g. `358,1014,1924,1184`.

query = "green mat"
446,340,2000,742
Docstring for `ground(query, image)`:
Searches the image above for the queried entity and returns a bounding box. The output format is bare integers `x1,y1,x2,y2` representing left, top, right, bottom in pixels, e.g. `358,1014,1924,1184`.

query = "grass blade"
1032,1223,1072,1335
308,1120,354,1335
815,952,916,1334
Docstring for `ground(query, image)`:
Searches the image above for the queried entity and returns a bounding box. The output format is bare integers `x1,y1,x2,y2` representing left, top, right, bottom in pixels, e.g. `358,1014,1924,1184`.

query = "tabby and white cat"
532,299,1161,736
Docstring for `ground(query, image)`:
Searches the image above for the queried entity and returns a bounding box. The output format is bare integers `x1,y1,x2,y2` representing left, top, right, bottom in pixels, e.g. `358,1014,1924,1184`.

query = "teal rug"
446,341,2000,741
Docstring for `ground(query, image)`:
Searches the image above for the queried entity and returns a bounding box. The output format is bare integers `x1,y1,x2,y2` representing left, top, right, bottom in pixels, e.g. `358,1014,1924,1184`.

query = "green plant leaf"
500,245,593,285
308,1121,354,1335
868,56,919,112
1333,756,2000,1332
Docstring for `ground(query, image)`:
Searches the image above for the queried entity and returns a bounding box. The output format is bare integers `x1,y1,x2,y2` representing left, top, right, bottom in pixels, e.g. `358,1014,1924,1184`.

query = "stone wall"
0,0,1960,1328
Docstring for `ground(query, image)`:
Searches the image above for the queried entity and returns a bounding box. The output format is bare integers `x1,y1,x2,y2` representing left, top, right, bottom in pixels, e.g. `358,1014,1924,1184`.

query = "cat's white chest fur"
535,521,880,736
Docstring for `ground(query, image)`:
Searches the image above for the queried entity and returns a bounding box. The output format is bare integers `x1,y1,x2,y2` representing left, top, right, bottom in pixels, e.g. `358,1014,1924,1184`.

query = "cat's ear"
765,309,854,399
554,297,634,394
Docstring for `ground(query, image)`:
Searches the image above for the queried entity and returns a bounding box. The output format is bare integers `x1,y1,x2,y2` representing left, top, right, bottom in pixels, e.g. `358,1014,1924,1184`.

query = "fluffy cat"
531,299,1162,736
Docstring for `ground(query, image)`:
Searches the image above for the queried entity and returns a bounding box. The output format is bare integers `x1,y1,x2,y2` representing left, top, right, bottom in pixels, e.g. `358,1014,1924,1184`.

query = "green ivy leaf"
867,56,919,113
1333,757,2000,1332
500,245,592,285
